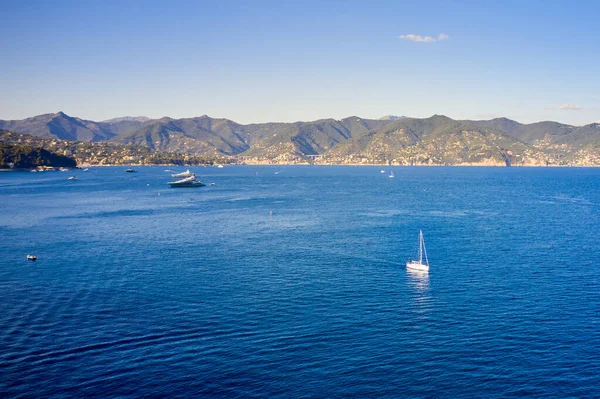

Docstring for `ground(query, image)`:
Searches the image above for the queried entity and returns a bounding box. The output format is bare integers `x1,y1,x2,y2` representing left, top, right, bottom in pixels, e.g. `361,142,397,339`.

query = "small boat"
171,169,193,178
209,183,216,186
217,165,224,168
389,171,394,178
380,170,385,173
59,167,69,172
30,169,38,172
83,168,89,172
26,255,37,261
125,168,136,173
168,176,206,188
406,230,429,272
68,176,77,180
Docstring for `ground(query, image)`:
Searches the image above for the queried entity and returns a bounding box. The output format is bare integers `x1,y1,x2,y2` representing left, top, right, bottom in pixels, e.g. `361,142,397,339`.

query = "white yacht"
406,230,429,272
171,169,193,178
168,175,205,188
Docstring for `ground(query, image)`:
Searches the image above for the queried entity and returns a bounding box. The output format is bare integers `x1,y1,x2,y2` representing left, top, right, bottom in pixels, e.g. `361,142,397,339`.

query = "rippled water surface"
1,166,599,397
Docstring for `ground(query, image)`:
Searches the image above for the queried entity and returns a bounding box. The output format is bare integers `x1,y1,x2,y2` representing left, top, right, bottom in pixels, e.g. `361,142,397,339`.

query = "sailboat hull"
406,262,429,272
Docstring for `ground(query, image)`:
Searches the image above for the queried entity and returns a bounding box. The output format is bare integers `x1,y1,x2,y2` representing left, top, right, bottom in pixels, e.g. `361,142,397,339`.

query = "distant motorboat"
168,175,206,188
83,168,89,172
125,168,136,173
59,167,69,172
68,176,77,180
380,169,385,173
26,255,37,261
171,169,193,178
406,230,429,272
30,169,38,173
217,165,224,168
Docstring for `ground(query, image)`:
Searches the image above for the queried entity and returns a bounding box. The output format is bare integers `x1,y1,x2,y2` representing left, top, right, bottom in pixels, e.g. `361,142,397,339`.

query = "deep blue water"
1,166,599,398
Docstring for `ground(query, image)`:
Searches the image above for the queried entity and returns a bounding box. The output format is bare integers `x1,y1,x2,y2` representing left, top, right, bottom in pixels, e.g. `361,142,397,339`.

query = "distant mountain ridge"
0,112,117,142
1,112,599,165
102,116,152,124
378,115,406,121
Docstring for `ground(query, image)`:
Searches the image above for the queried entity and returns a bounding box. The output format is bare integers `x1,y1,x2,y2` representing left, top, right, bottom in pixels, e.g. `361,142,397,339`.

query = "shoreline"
235,162,600,168
4,164,600,171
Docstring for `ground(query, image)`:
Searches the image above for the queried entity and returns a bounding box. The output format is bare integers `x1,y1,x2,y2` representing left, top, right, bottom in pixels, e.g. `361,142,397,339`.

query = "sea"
1,166,599,398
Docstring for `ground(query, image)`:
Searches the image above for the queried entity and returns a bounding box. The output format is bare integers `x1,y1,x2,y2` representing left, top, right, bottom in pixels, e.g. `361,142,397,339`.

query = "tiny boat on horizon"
125,168,136,173
68,176,77,180
26,255,37,261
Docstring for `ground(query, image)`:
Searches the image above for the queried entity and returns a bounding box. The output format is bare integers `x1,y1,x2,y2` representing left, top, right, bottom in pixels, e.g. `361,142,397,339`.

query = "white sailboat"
406,230,429,272
389,170,394,178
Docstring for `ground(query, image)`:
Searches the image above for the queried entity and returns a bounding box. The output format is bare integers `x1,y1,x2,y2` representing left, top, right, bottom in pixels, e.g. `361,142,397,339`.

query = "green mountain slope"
240,117,391,160
323,116,538,165
468,117,600,147
0,130,229,166
0,142,77,168
110,116,250,156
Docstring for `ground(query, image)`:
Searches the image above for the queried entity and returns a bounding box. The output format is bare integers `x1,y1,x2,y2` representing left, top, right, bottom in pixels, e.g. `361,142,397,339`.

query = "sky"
1,0,599,125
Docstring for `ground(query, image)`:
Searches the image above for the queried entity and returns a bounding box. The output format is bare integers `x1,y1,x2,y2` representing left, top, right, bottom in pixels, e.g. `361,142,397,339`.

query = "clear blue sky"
1,0,599,125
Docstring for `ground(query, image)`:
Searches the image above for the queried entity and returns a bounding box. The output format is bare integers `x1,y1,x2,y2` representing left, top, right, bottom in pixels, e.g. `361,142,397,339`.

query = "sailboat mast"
418,230,423,263
422,233,429,266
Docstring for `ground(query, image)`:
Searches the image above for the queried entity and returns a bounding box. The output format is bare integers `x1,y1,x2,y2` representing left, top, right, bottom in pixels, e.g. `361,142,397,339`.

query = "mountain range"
1,112,599,166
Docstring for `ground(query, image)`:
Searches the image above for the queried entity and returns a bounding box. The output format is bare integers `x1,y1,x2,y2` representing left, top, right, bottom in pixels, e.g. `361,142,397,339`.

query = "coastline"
4,163,600,171
235,162,600,168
